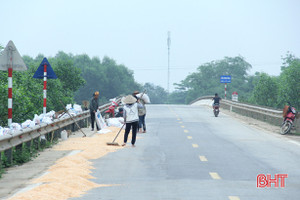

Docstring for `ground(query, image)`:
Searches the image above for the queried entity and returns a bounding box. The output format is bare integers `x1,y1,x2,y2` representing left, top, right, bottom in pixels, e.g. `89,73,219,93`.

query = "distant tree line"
170,53,300,109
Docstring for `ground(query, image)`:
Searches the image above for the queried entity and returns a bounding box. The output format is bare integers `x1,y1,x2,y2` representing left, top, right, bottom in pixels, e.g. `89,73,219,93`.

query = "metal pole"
225,83,227,99
8,48,13,126
43,63,47,114
167,31,171,93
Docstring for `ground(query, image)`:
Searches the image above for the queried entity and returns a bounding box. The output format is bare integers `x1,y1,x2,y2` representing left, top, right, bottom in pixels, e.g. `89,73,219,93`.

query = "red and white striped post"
0,41,27,127
225,83,227,99
33,57,57,114
8,56,13,126
43,63,47,114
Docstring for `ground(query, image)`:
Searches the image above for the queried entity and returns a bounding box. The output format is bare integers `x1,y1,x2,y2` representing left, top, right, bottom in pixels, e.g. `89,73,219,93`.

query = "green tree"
167,91,187,104
74,55,141,104
143,83,168,104
277,54,300,109
174,56,252,104
250,73,279,107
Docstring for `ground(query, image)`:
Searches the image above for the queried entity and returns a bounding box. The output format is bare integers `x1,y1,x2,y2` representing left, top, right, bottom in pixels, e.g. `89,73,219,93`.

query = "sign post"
33,58,57,114
232,91,238,101
220,75,231,99
0,41,27,126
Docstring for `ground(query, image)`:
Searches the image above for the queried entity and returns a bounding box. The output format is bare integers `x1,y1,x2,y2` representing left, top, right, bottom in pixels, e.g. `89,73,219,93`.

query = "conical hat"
122,95,137,104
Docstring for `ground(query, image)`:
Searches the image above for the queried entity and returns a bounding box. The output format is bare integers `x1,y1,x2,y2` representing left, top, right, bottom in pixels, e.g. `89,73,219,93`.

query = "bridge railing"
0,97,122,167
191,96,299,133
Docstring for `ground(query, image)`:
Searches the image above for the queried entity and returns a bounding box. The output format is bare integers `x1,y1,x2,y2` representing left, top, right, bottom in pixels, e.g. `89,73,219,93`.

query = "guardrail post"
54,129,60,140
33,137,40,151
4,148,13,166
71,123,75,132
26,140,32,150
15,143,23,157
40,135,46,148
0,152,2,169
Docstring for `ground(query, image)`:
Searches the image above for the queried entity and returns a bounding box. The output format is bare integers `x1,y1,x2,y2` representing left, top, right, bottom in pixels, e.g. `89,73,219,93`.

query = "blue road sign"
33,58,57,79
220,75,231,83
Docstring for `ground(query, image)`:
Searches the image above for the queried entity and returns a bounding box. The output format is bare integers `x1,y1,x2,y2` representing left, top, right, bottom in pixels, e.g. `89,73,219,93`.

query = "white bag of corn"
95,110,107,129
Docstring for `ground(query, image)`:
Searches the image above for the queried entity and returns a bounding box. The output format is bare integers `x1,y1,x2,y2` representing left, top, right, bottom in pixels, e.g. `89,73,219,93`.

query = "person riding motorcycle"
212,93,221,108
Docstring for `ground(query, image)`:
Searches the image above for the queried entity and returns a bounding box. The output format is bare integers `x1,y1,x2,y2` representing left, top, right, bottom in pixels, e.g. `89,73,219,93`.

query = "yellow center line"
199,155,208,162
181,125,185,128
184,130,189,133
187,136,192,139
192,144,198,148
228,196,240,200
177,118,181,121
178,121,183,124
209,172,221,179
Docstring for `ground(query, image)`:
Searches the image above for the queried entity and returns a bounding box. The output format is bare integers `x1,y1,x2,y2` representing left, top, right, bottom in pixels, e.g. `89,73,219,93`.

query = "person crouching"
122,95,139,147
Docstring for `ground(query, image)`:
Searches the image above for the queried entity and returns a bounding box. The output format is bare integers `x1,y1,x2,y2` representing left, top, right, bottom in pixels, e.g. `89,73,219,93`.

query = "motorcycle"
104,105,116,119
213,103,220,117
280,102,298,135
104,101,119,119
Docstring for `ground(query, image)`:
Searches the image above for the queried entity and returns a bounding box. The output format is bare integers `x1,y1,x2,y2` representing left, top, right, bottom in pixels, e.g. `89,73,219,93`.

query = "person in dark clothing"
89,91,100,131
212,93,221,108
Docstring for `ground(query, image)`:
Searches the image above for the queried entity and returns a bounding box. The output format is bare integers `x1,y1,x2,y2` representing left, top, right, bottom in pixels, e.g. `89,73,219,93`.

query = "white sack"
41,116,52,124
33,114,41,125
95,110,107,129
11,123,21,131
45,110,55,118
97,129,112,134
73,104,82,112
137,93,151,104
0,127,4,136
66,104,72,110
21,120,35,129
106,118,123,128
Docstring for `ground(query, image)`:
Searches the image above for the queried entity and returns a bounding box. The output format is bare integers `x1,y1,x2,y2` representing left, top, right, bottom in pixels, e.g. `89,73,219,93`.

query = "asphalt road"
73,104,300,200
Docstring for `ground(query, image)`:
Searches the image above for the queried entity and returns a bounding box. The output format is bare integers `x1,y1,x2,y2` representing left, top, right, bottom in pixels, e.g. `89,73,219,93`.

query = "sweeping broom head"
106,142,119,146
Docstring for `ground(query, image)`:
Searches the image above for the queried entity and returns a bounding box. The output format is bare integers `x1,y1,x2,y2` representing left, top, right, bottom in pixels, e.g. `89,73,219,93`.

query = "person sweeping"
122,95,139,147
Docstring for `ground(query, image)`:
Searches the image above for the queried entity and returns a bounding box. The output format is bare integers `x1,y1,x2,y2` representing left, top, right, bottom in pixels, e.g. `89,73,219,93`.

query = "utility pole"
167,31,171,93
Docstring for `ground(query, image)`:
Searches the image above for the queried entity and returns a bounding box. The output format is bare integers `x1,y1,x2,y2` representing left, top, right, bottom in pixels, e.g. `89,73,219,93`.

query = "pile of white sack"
97,117,125,134
0,104,83,137
106,117,124,128
57,104,83,118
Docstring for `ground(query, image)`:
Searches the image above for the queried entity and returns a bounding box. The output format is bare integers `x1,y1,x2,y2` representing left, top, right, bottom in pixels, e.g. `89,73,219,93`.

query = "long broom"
106,124,125,146
59,101,87,137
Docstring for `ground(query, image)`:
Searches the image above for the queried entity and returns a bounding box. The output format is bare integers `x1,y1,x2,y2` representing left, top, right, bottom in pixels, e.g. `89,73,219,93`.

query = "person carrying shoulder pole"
89,91,100,131
137,98,146,133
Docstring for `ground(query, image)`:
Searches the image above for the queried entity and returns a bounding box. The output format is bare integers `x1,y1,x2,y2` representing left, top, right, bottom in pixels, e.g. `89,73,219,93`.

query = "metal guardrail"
0,97,122,166
191,96,299,133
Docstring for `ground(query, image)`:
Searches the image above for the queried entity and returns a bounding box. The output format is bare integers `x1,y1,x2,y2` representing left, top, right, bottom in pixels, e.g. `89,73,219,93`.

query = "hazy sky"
1,0,300,91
